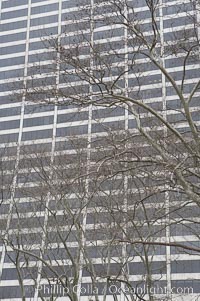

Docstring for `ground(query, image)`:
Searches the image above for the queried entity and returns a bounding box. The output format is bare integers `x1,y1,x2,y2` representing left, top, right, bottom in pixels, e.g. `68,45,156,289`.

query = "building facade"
0,0,200,300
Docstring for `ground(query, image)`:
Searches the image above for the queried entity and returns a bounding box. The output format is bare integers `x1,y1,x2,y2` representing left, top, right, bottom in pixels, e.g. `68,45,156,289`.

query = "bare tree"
24,0,200,206
1,132,200,301
3,0,200,300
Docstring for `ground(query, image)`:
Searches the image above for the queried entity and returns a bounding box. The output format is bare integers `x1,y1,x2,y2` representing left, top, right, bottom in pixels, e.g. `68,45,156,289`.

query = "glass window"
28,51,56,63
1,9,28,20
94,27,124,40
164,16,193,29
22,129,53,141
0,80,24,92
21,142,52,154
0,286,34,298
2,0,28,8
28,76,56,88
55,138,87,151
0,68,24,80
27,63,56,76
0,32,26,43
164,28,196,43
29,40,46,51
24,104,54,114
23,116,54,127
171,280,200,294
171,260,200,274
170,223,200,236
167,113,185,123
91,120,124,133
128,119,137,129
0,44,26,55
57,111,89,123
0,107,21,117
163,2,194,15
29,26,58,39
92,107,124,119
126,0,147,8
171,241,200,255
62,0,89,9
31,0,48,2
59,84,89,97
0,204,10,215
0,56,25,67
0,20,27,31
0,120,20,130
1,269,18,281
31,3,58,15
30,15,58,26
0,95,21,105
56,125,88,137
0,133,18,143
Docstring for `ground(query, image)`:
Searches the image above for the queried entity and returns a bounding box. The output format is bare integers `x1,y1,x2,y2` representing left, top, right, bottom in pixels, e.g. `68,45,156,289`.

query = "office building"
0,0,200,300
